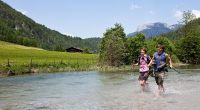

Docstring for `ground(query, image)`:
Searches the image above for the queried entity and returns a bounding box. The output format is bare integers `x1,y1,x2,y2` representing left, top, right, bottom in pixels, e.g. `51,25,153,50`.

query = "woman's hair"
140,47,147,53
156,44,165,51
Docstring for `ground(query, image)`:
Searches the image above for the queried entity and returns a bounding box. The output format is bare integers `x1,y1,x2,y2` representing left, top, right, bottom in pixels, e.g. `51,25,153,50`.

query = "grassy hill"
0,0,101,52
0,41,98,75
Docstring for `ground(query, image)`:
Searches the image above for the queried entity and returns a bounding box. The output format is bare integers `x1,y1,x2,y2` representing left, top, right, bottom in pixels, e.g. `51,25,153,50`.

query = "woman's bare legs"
140,80,145,92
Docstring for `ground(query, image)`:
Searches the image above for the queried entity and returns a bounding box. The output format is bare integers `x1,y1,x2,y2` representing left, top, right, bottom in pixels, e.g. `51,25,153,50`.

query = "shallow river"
0,69,200,110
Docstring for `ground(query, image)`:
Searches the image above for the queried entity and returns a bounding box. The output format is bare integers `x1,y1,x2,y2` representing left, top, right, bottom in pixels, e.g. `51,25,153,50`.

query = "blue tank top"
154,52,166,71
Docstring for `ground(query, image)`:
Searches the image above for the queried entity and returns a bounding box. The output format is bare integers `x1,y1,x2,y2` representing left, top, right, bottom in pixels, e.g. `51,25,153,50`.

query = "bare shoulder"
165,53,169,57
165,53,172,60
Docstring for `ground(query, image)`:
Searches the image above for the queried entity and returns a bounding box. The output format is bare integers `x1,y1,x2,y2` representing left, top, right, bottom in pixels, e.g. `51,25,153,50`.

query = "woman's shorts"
138,72,149,81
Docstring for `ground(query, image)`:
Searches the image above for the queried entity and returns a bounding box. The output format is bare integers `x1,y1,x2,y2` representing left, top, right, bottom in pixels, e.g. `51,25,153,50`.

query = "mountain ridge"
128,22,182,38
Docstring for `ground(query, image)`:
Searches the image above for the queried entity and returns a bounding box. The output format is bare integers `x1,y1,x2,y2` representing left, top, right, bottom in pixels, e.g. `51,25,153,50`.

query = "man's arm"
166,54,173,68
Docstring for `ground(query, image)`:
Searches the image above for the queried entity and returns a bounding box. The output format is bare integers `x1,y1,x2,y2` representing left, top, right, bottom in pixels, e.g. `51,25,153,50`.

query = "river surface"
0,69,200,110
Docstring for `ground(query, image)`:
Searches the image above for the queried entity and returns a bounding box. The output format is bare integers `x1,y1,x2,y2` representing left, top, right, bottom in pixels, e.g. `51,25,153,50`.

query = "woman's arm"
148,56,154,67
132,63,138,69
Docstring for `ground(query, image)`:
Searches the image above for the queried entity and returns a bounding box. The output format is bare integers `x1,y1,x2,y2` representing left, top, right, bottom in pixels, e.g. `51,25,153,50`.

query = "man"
148,44,173,94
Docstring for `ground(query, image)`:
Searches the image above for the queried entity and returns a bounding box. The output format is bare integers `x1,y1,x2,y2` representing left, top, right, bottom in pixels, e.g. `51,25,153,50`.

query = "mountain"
0,0,101,52
127,22,182,38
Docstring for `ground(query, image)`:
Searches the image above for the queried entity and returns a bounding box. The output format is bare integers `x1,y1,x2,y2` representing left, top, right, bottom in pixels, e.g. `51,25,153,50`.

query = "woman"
133,48,151,91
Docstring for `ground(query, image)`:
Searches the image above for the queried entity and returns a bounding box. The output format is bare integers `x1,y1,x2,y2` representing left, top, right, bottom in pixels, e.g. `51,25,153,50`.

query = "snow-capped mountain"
128,22,182,38
169,24,183,30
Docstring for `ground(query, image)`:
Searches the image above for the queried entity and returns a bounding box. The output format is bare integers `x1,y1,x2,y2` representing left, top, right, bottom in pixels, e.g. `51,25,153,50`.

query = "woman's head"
140,47,147,56
156,44,165,54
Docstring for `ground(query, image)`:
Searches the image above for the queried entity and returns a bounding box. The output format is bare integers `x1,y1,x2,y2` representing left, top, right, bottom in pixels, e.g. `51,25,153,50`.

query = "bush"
176,36,200,64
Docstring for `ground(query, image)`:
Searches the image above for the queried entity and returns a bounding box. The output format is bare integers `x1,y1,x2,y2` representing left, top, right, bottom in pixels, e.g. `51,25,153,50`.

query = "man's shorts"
155,72,165,85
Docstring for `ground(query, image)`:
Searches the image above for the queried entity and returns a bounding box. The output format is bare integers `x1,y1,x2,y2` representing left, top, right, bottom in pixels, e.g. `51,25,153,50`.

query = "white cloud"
17,9,27,15
62,32,74,36
192,10,200,18
130,4,142,10
175,10,200,19
174,10,183,19
149,10,155,15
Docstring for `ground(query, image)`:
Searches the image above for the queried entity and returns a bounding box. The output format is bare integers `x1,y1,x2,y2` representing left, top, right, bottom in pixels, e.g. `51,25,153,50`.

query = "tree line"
99,11,200,66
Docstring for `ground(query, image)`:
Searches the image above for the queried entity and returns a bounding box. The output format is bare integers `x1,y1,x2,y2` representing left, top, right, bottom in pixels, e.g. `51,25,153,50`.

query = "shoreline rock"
7,70,15,76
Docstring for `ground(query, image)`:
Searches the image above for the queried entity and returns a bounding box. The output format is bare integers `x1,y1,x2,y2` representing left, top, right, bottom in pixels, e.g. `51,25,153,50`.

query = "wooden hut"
66,47,83,53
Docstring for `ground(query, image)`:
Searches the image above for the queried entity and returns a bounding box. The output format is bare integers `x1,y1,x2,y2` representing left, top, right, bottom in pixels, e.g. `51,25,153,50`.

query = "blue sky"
2,0,200,38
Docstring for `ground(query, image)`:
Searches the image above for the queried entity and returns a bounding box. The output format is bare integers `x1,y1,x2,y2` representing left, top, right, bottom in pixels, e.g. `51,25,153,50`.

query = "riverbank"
0,63,189,77
0,65,134,77
0,65,97,77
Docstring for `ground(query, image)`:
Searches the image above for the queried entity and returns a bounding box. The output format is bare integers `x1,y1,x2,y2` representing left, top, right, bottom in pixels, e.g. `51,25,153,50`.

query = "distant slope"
128,22,182,38
161,18,200,40
0,41,97,60
0,0,101,52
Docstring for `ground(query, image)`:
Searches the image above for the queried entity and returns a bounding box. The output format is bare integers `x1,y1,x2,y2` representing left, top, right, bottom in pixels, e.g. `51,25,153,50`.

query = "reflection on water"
0,69,200,110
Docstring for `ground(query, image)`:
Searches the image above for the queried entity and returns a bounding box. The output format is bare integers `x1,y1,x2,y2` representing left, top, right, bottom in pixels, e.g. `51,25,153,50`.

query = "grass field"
0,41,98,75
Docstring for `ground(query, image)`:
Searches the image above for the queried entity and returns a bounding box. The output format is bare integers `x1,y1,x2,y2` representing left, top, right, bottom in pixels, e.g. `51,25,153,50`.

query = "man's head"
156,44,165,54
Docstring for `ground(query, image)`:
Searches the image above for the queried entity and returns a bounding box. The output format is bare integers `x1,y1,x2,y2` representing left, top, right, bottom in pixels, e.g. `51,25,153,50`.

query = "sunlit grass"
0,41,98,74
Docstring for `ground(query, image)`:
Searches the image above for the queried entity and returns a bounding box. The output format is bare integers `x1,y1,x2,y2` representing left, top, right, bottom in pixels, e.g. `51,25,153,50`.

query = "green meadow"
0,41,98,75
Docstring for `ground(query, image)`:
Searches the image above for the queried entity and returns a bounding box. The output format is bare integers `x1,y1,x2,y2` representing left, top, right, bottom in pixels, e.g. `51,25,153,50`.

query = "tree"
99,23,126,66
125,33,146,64
175,11,200,64
179,10,197,38
83,48,91,54
146,37,179,62
181,10,196,25
176,35,200,64
54,44,64,51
